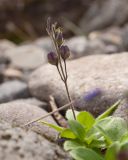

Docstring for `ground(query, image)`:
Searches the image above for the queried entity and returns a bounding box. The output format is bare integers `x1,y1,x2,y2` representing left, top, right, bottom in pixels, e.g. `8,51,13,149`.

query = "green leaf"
70,147,104,160
95,117,128,142
105,142,120,160
89,136,106,148
60,128,76,139
77,111,95,131
66,109,79,120
120,132,128,143
121,142,128,150
96,100,121,121
85,128,106,147
96,125,112,145
39,120,64,132
64,140,85,151
85,126,103,144
68,120,86,141
84,134,95,145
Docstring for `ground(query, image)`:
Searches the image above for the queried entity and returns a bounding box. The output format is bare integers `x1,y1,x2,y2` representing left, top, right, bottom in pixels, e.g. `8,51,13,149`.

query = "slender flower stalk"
46,17,76,119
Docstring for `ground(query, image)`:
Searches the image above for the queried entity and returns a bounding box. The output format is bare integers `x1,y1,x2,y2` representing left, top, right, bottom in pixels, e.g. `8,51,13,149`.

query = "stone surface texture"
12,98,48,110
113,99,128,124
0,102,58,141
0,80,30,103
0,39,16,54
5,45,47,70
0,121,71,160
29,52,128,116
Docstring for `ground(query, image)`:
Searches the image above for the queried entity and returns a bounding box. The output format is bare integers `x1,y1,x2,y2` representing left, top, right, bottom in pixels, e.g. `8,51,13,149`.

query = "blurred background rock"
0,0,128,43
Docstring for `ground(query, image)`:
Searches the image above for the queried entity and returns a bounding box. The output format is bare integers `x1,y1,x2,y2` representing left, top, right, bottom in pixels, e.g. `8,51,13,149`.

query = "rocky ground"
0,26,128,159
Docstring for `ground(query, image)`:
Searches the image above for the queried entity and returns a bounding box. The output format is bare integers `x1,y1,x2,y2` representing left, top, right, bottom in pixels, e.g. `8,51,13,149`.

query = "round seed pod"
47,52,58,66
60,45,70,60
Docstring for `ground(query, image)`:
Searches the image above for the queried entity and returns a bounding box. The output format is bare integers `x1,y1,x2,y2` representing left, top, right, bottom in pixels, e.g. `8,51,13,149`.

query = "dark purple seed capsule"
60,45,70,60
47,52,58,66
84,88,102,101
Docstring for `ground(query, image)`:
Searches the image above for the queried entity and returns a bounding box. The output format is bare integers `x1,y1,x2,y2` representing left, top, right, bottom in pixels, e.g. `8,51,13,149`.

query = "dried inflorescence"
46,17,76,119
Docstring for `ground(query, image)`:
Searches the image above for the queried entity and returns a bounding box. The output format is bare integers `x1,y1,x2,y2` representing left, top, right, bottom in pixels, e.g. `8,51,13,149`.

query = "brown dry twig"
49,95,68,127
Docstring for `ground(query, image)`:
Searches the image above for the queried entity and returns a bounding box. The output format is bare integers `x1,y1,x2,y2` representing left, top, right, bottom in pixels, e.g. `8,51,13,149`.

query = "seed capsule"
47,52,58,65
60,45,70,60
55,29,63,47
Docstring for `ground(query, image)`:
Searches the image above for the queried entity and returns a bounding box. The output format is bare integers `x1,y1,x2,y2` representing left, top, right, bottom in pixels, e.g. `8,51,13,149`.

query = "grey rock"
0,80,29,103
122,24,128,51
66,36,89,58
80,0,128,33
65,35,119,59
104,45,119,54
86,39,107,55
32,37,53,53
0,121,71,160
0,101,58,141
113,99,128,123
0,40,15,66
88,27,124,53
29,52,128,116
13,98,49,110
0,39,16,54
3,68,24,80
5,45,47,70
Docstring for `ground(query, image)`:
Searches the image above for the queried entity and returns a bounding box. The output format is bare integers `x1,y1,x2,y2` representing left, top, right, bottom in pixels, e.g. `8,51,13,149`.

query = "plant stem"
64,80,76,119
64,60,68,80
55,41,66,80
49,29,65,79
57,65,64,81
47,23,76,120
22,100,75,127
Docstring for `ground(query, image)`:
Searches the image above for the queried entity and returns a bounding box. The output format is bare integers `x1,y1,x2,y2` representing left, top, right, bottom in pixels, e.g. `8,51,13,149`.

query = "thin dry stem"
63,60,68,80
46,20,76,120
64,81,76,119
57,65,64,81
54,40,66,80
21,100,74,127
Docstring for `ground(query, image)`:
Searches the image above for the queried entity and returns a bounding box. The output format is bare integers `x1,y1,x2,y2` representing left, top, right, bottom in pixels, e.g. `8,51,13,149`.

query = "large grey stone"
29,52,128,116
0,40,16,66
0,39,16,54
13,98,49,110
0,101,58,141
113,99,128,124
3,68,24,80
5,45,47,70
32,37,53,53
88,27,124,54
66,34,120,58
0,80,29,103
66,36,89,58
0,121,70,160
